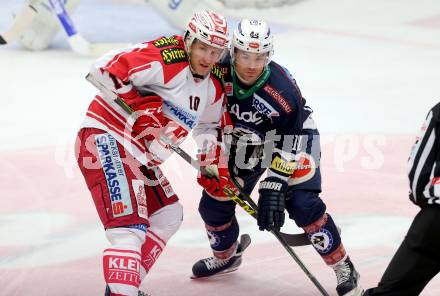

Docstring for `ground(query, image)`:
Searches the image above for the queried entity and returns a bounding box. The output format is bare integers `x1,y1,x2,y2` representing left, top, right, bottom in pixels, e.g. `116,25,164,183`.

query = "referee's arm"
408,104,440,206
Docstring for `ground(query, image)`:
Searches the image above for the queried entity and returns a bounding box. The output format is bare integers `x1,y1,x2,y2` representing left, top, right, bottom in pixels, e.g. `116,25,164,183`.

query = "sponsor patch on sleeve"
263,84,292,113
95,134,133,218
152,36,180,48
270,156,296,176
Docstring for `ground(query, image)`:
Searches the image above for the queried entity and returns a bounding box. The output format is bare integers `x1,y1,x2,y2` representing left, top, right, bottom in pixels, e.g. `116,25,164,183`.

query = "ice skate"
332,256,364,296
191,234,251,279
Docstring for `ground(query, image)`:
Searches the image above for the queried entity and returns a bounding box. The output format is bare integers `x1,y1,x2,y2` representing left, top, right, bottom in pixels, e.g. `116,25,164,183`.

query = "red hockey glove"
197,147,239,200
125,94,164,141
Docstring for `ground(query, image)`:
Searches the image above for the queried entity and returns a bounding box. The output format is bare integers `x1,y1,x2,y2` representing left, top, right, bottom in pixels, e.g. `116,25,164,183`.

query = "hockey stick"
85,73,310,247
226,160,330,295
48,0,131,56
0,4,38,45
161,141,316,247
175,143,330,295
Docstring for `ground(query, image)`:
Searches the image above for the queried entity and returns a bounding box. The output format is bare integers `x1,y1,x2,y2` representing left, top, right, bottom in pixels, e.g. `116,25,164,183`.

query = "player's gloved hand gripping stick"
86,72,331,295
85,73,310,246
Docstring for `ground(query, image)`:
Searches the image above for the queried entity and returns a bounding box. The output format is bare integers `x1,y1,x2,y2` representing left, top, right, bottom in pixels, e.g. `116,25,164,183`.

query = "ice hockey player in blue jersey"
192,19,363,296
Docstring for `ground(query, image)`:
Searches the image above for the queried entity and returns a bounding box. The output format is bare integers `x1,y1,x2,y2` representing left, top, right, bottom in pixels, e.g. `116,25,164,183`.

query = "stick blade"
0,35,6,45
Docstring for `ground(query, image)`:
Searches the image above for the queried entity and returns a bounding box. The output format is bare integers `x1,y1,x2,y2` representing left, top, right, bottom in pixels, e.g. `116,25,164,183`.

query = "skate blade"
239,234,251,252
342,286,364,296
190,266,240,279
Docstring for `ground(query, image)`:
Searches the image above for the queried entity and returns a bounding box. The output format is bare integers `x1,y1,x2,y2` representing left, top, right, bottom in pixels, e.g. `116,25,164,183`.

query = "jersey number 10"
189,96,200,111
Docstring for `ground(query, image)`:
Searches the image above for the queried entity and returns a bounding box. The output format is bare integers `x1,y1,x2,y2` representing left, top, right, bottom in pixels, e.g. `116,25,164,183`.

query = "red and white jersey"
81,35,225,166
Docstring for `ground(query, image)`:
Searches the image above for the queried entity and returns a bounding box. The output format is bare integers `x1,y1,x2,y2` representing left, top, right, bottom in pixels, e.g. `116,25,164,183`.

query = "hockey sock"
103,227,145,296
206,217,239,259
140,230,166,276
303,213,346,265
139,202,183,277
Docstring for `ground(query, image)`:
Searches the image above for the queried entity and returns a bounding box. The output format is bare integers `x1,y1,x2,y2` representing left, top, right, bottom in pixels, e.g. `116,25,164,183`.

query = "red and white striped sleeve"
88,43,162,100
88,35,188,101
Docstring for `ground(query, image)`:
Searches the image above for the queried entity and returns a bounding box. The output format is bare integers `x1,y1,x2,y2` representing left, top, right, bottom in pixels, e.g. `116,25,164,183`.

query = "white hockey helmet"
184,10,229,52
232,19,274,64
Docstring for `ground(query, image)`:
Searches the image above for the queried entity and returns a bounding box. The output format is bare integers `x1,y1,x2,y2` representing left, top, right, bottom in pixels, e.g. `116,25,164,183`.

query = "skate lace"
204,257,229,270
334,261,351,285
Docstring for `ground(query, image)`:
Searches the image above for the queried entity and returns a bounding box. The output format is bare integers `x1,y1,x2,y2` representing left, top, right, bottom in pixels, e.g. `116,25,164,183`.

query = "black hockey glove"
257,177,288,232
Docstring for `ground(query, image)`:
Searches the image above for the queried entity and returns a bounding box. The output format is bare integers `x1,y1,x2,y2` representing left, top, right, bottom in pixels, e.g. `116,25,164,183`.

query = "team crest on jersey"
160,48,187,65
153,36,180,48
95,134,133,218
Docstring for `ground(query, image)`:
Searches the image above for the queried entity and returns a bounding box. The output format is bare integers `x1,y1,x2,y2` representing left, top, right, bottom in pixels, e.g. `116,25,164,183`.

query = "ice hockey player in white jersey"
75,10,229,296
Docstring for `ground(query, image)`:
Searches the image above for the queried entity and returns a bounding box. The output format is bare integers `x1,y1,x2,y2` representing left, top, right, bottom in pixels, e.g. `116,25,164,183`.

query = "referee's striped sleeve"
408,107,438,205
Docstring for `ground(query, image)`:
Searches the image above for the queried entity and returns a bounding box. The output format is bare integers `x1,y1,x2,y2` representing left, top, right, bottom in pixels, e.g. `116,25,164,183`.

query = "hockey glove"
197,147,239,201
257,177,288,231
123,92,164,141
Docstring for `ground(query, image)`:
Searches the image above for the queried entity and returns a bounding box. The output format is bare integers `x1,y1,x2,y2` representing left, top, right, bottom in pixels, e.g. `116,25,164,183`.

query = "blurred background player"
192,19,363,296
75,10,229,296
363,102,440,296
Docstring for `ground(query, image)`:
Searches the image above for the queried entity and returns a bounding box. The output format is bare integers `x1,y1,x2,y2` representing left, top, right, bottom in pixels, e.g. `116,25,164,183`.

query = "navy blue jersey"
215,56,312,179
219,60,304,146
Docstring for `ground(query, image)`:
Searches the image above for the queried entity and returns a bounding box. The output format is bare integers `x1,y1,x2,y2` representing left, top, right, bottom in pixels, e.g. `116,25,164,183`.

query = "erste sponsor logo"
252,95,279,118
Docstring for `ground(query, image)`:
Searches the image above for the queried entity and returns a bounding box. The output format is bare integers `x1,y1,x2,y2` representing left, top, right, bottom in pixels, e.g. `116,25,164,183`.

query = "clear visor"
233,48,270,68
191,39,226,63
